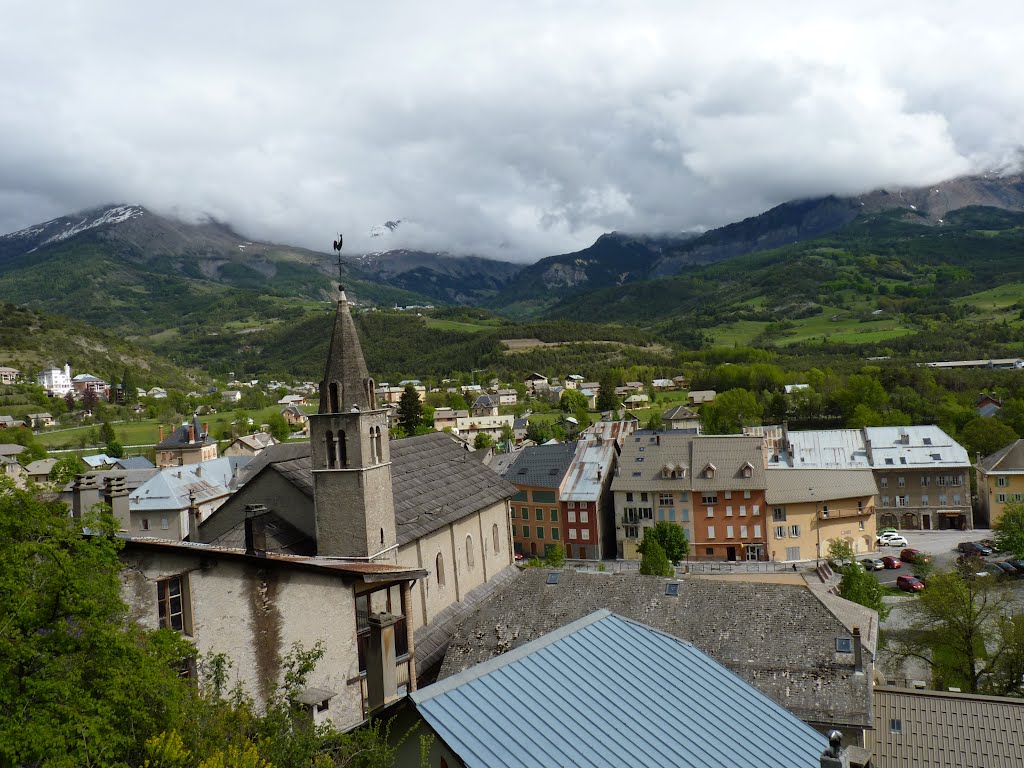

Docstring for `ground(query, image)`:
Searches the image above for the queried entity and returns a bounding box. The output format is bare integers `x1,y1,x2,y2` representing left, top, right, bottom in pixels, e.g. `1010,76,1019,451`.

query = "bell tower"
309,287,397,560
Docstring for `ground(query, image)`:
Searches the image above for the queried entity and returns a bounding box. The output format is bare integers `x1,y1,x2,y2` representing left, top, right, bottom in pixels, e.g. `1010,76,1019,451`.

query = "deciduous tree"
639,538,674,577
837,562,890,621
639,521,690,565
994,501,1024,559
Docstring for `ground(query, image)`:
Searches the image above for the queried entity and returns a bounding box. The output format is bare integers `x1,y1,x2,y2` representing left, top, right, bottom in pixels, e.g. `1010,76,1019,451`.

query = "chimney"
71,474,101,518
819,731,850,768
244,514,267,557
188,423,196,443
203,422,210,437
656,434,660,445
852,627,863,674
158,425,164,442
102,475,130,530
195,464,203,478
365,612,400,711
597,467,602,481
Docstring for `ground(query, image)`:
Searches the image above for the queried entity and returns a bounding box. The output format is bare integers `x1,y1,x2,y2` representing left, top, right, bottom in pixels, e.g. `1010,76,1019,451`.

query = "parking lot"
864,529,994,586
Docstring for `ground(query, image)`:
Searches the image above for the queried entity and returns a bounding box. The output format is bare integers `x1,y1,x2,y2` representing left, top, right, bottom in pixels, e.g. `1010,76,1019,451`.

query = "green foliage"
700,388,763,434
559,389,588,413
837,562,890,622
638,521,690,564
0,425,46,462
106,439,126,458
49,454,87,485
959,417,1018,461
638,538,674,577
473,432,495,450
596,369,621,412
398,384,424,435
826,538,856,568
266,412,291,442
994,501,1024,559
545,543,566,567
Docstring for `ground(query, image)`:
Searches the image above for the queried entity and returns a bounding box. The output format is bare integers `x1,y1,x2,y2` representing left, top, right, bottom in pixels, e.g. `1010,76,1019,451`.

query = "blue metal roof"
411,610,827,768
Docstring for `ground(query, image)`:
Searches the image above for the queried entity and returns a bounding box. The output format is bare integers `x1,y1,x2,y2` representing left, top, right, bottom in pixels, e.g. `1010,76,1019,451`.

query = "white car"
879,535,909,547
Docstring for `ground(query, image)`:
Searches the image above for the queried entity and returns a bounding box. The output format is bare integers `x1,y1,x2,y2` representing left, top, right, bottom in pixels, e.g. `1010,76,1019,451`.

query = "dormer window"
703,463,716,479
741,461,754,479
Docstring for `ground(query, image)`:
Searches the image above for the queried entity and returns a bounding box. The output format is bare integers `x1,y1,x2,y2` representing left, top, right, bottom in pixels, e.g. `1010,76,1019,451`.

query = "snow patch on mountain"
41,205,144,245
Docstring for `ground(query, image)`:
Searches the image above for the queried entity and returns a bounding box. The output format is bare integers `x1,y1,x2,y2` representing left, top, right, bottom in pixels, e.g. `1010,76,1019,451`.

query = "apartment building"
691,436,768,561
506,443,576,559
559,433,618,560
976,439,1024,527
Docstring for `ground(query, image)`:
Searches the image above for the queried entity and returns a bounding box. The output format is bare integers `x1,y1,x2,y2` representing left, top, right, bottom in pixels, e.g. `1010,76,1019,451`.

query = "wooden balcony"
818,505,874,521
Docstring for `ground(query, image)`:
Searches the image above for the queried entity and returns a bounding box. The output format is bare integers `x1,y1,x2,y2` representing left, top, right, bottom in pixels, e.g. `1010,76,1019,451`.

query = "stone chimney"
820,731,850,768
71,474,101,518
158,424,164,442
203,422,210,437
852,627,864,674
244,512,267,558
102,475,130,530
365,612,400,711
188,423,196,443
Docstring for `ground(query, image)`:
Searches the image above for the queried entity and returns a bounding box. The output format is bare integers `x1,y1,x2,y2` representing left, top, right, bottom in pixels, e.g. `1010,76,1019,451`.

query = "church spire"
319,287,376,414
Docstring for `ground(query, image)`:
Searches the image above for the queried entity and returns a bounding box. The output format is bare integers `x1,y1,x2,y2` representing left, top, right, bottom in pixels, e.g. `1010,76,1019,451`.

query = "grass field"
424,318,494,333
706,311,915,348
952,283,1024,325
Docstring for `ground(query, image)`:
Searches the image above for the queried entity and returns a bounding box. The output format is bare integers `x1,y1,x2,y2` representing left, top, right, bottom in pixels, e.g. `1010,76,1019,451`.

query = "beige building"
764,468,878,562
155,416,218,467
976,439,1024,527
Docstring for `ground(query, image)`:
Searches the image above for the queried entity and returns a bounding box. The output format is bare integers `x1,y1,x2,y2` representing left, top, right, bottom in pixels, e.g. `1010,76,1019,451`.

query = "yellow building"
977,439,1024,527
764,469,879,562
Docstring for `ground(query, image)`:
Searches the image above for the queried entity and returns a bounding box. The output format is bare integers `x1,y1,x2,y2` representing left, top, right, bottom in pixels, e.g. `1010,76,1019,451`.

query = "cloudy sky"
1,1,1021,261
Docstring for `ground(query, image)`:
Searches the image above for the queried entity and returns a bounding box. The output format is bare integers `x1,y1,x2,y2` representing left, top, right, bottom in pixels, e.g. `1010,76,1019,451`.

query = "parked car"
900,548,930,564
958,541,993,556
879,535,909,548
980,538,1001,553
877,527,898,536
1004,559,1024,574
514,552,524,562
881,556,902,569
992,562,1019,577
877,530,901,543
859,558,885,571
983,563,1007,577
896,575,925,592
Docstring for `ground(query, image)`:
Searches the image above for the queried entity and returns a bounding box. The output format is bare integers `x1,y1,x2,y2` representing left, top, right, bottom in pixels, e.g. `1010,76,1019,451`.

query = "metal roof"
776,429,870,468
864,426,970,468
413,609,826,768
130,456,252,512
560,436,617,502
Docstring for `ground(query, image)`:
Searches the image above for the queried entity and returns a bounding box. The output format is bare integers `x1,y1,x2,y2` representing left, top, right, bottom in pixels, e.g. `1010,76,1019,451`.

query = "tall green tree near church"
398,383,424,435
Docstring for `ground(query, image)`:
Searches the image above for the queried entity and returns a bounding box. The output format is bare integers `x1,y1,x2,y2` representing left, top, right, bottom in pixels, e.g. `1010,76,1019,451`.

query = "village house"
672,374,690,389
562,374,584,390
277,393,307,406
196,291,519,679
155,416,219,468
147,387,168,399
662,404,701,432
37,363,73,397
26,412,55,428
504,442,576,559
24,458,58,483
469,394,498,417
73,373,109,400
0,415,28,429
495,388,518,405
651,377,674,390
376,384,426,404
523,372,548,394
975,392,1002,418
976,438,1024,527
688,389,717,405
450,412,514,445
1,455,27,486
0,366,20,383
223,432,279,457
431,407,465,432
222,390,242,403
558,433,618,560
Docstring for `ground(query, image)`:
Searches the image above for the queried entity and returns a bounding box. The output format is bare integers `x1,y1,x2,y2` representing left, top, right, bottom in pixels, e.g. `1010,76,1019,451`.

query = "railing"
818,505,874,520
679,561,796,575
353,654,412,717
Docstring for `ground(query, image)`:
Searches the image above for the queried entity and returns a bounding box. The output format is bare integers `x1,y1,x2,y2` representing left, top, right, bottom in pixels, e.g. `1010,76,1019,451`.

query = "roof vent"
545,572,560,585
665,583,679,596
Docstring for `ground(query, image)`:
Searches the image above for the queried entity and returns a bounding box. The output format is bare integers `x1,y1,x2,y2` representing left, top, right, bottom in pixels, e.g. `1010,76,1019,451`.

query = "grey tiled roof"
874,686,1024,768
505,442,576,489
765,468,878,505
437,568,873,731
611,432,694,491
690,436,766,491
218,432,517,547
978,438,1024,473
207,511,316,556
663,405,698,420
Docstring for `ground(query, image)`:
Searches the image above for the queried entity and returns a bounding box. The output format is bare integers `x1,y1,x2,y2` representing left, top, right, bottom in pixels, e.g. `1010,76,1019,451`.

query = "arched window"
466,535,475,569
374,426,384,463
329,382,340,414
369,427,378,464
325,431,336,469
436,552,445,587
492,523,500,553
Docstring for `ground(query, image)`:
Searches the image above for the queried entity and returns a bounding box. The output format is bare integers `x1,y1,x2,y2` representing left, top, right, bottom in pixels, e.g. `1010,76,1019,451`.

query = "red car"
896,575,925,592
881,556,902,569
900,548,929,564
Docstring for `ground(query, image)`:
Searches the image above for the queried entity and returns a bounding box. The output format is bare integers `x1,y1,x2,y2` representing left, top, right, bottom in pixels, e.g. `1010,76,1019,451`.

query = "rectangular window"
739,505,747,516
997,494,1006,503
921,476,930,486
659,493,673,506
998,477,1008,487
773,508,786,522
669,510,676,521
701,495,717,505
568,500,576,508
786,546,800,560
725,505,733,516
881,496,890,507
890,719,902,735
567,509,575,523
740,525,747,538
743,490,751,499
859,520,865,530
640,492,649,502
157,575,191,635
752,505,760,516
551,528,560,540
921,495,928,505
707,526,715,539
724,491,732,500
753,525,761,538
510,508,516,519
537,527,544,540
880,477,888,488
897,496,908,507
939,494,948,505
626,492,633,502
726,525,734,538
680,509,689,522
658,509,665,521
625,526,638,539
953,494,961,505
550,509,558,522
580,510,589,524
160,516,169,530
775,525,786,539
532,508,541,520
707,507,714,517
569,528,577,539
789,524,801,537
141,518,150,531
522,525,531,537
511,525,518,537
898,476,906,487
581,529,590,541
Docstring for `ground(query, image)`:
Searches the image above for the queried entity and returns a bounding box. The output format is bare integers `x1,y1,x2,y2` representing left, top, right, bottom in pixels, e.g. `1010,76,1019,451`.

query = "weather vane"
331,233,344,290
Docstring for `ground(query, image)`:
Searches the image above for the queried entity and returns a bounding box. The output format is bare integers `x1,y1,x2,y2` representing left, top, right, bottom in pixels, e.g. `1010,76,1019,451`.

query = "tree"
82,388,99,411
645,410,664,431
63,390,76,413
120,367,138,404
99,420,117,445
0,479,196,765
889,570,1015,693
837,562,890,621
596,369,620,412
267,412,290,442
959,417,1017,462
447,392,468,410
474,432,495,450
700,388,762,434
398,384,424,436
545,543,566,567
994,501,1024,558
639,539,674,577
559,389,588,413
639,521,690,564
105,440,125,458
526,419,553,444
49,455,87,485
826,538,856,568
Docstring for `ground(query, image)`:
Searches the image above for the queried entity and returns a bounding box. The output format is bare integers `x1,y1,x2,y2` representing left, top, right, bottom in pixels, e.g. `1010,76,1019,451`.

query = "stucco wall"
119,549,364,730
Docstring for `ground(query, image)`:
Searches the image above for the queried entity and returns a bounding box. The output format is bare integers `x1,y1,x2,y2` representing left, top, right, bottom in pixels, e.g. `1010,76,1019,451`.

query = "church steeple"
309,285,396,561
319,288,376,414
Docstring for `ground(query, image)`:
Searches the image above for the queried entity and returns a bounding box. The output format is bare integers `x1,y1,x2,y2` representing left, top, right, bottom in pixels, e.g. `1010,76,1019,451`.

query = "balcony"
818,505,874,521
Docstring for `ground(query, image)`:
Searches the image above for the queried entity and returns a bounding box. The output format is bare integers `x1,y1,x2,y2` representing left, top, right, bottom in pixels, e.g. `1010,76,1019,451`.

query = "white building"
37,363,73,396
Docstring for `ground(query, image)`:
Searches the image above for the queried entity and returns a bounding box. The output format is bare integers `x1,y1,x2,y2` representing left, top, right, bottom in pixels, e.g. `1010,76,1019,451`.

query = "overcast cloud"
1,1,1021,261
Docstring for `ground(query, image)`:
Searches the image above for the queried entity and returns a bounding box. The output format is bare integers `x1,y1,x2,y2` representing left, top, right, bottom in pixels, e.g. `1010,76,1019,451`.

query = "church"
198,290,519,676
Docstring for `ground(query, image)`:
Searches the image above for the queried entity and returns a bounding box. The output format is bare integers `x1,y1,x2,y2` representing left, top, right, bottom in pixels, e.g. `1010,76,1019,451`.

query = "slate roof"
438,569,874,731
978,438,1024,473
611,431,694,491
319,293,374,413
504,442,576,489
690,435,766,491
416,610,827,768
207,511,316,556
874,686,1024,768
25,458,58,476
130,456,251,512
765,468,879,505
0,444,25,457
156,415,215,449
663,404,699,420
112,456,156,470
207,432,518,548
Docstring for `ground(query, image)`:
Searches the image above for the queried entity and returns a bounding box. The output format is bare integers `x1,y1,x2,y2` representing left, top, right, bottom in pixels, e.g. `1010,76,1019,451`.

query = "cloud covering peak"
1,1,1020,261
